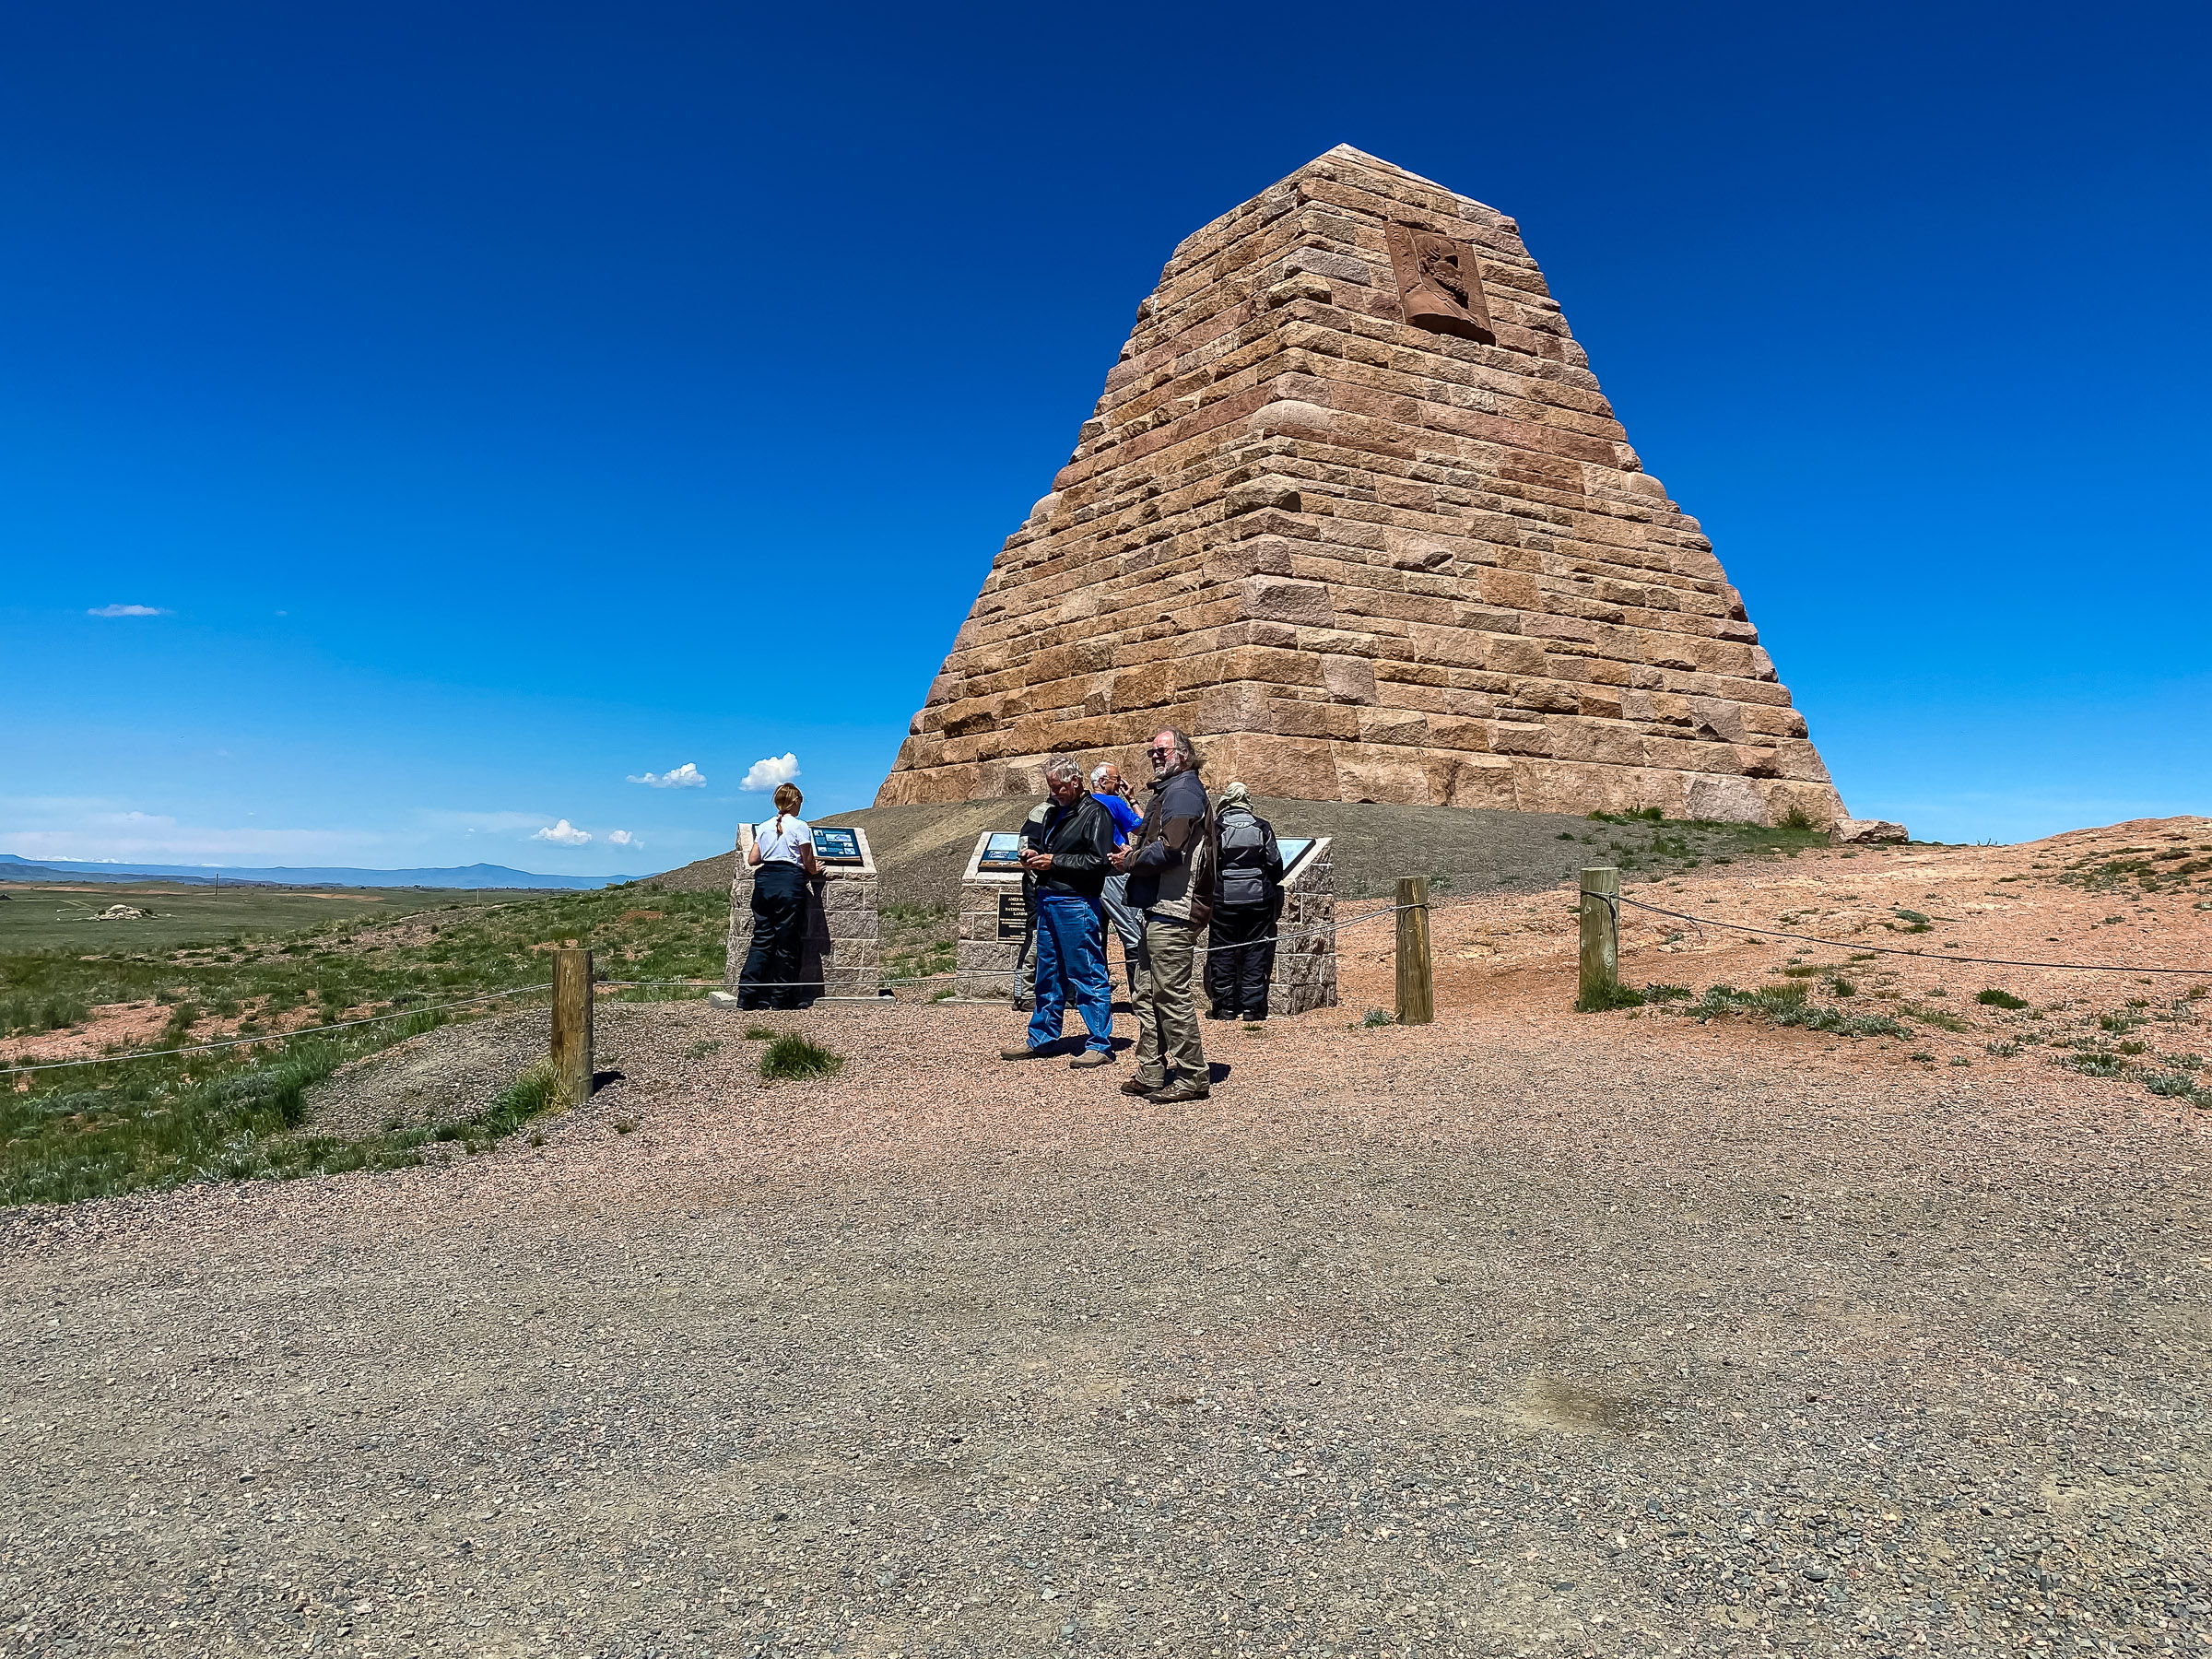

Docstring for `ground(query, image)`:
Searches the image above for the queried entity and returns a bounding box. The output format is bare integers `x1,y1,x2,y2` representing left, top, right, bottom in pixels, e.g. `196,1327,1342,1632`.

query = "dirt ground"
3,823,2208,1658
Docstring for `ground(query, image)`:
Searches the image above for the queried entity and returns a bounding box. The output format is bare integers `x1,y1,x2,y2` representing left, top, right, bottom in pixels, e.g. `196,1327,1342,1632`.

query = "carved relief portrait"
1384,223,1493,342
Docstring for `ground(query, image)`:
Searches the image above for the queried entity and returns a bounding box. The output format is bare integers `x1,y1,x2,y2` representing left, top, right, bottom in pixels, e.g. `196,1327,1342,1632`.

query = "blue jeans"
1027,891,1113,1053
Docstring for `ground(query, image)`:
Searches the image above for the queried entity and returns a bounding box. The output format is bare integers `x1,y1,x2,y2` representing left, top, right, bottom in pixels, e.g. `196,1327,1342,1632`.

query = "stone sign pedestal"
722,823,879,1001
956,831,1029,1002
1197,835,1338,1018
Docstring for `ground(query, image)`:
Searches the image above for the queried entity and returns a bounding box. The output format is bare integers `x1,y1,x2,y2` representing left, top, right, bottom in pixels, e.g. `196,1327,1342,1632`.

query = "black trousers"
1206,902,1277,1019
738,862,808,1009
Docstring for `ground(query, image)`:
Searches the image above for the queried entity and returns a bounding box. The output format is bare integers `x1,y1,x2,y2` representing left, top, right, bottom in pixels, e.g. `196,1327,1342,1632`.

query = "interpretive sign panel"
978,831,1026,872
812,827,863,865
996,889,1029,941
1278,838,1313,872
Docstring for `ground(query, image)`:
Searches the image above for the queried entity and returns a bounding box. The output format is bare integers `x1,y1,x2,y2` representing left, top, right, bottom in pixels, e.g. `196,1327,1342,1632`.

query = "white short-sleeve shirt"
754,815,813,865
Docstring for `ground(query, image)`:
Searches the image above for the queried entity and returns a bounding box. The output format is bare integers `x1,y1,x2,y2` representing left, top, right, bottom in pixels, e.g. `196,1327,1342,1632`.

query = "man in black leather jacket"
1000,757,1119,1068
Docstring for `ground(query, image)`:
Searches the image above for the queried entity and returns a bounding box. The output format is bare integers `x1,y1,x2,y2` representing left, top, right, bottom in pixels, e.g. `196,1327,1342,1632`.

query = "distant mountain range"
0,854,635,890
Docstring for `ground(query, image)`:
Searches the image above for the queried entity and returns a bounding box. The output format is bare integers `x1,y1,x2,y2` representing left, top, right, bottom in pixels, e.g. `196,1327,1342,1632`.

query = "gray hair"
1041,755,1087,786
1088,762,1115,786
1157,728,1201,773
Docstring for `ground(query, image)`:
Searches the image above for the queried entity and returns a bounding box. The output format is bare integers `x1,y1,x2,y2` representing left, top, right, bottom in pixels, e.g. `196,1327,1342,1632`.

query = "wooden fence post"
1395,876,1433,1026
551,947,594,1106
1578,867,1620,1011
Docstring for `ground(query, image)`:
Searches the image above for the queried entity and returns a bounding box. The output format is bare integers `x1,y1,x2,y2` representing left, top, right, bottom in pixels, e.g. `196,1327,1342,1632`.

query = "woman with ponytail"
737,781,825,1010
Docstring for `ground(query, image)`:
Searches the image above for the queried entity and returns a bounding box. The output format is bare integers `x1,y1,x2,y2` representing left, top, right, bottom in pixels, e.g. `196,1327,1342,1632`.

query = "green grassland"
1,882,728,1207
0,882,489,954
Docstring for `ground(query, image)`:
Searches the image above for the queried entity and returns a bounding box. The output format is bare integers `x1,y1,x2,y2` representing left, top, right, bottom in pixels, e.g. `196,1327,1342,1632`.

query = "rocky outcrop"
1831,818,1910,845
879,147,1846,828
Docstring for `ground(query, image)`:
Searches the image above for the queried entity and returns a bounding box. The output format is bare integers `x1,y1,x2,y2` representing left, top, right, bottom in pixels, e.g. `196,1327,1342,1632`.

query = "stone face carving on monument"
876,146,1848,829
1383,223,1493,342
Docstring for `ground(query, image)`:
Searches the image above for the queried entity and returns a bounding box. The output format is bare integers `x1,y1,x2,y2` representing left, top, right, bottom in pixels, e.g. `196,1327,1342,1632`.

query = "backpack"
1216,806,1280,910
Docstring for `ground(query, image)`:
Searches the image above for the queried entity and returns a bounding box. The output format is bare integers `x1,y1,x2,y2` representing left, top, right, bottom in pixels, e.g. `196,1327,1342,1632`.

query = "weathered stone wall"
955,841,1026,1002
879,146,1844,829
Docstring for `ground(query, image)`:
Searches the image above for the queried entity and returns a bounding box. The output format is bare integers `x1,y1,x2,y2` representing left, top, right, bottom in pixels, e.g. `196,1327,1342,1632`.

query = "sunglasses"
1147,745,1174,758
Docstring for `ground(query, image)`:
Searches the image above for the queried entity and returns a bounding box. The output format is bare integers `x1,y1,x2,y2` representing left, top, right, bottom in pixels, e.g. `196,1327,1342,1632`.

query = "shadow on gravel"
590,1068,625,1093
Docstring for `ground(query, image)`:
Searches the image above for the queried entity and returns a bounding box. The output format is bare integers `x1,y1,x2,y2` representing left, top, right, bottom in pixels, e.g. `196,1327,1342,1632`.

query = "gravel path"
3,835,2208,1659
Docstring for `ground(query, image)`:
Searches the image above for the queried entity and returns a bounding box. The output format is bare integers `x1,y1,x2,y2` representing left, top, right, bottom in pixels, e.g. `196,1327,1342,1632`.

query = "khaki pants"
1133,914,1206,1086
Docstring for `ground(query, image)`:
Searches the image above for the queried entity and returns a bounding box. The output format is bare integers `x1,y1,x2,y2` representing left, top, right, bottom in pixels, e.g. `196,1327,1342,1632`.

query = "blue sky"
3,1,2206,872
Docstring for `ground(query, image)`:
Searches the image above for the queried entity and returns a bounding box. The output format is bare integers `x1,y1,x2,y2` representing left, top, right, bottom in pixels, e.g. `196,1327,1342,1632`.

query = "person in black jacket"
1111,728,1218,1102
1206,782,1285,1022
999,757,1119,1068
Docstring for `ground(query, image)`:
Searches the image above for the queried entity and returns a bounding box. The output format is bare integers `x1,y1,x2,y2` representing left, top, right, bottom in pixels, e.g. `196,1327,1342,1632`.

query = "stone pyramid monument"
877,146,1846,826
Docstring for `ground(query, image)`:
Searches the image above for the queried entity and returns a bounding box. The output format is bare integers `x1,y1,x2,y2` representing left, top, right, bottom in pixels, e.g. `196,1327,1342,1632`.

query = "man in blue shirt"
1090,761,1146,1002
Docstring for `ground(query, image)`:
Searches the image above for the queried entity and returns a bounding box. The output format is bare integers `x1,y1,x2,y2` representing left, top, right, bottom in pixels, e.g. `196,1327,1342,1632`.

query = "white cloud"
531,819,594,846
741,752,800,792
88,604,170,618
628,762,707,789
606,830,639,847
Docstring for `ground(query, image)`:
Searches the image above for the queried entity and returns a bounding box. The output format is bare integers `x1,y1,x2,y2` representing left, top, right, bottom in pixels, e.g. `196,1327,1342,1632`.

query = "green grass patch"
1575,980,1647,1013
2141,1070,2204,1100
1976,988,2030,1009
2,880,731,1206
1902,1004,1971,1032
1684,982,1909,1039
2059,1053,2128,1078
759,1033,843,1082
881,900,957,983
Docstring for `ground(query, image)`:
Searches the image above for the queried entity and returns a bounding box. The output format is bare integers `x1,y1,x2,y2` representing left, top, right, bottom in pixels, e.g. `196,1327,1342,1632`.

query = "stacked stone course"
879,146,1845,828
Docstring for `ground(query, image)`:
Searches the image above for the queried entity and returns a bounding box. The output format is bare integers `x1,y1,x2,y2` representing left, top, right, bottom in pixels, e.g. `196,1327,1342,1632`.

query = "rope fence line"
1612,896,2210,977
11,871,2202,1092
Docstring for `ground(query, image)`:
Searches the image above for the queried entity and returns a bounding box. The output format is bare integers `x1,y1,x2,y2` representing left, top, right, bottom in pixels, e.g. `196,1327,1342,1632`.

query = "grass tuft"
1976,988,2030,1009
1686,982,1909,1039
1576,981,1646,1013
759,1033,843,1082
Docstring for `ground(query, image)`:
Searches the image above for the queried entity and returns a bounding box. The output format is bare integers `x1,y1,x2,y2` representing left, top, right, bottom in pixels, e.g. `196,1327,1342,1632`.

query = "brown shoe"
1149,1077,1212,1103
999,1045,1048,1061
1069,1049,1115,1069
1120,1077,1161,1097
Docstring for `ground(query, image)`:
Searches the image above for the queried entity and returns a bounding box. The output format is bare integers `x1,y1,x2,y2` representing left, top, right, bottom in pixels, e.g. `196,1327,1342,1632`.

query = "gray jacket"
1124,769,1217,927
